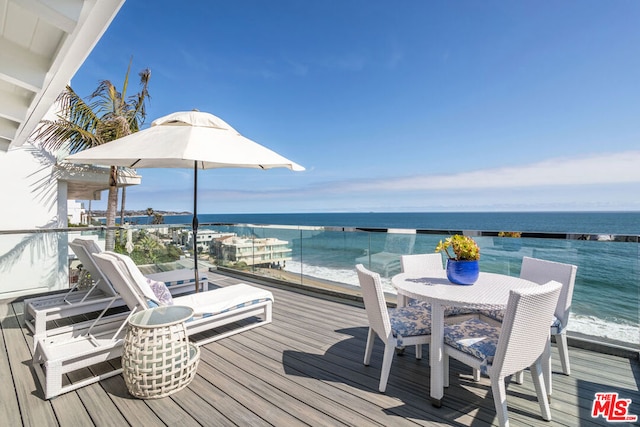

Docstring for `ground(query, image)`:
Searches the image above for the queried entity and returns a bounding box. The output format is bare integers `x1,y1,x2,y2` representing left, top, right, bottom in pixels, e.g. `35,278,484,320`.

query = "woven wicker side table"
122,305,200,399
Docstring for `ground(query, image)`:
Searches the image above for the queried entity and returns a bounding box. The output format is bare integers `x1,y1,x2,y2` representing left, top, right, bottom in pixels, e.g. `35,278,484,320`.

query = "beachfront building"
186,230,236,254
212,235,292,268
0,0,132,300
67,201,86,225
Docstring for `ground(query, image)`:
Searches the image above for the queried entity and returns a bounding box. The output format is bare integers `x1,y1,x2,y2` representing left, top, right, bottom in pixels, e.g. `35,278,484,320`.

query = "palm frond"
96,116,132,141
35,119,100,153
58,86,100,132
121,57,133,101
90,79,123,117
33,86,102,152
127,68,152,131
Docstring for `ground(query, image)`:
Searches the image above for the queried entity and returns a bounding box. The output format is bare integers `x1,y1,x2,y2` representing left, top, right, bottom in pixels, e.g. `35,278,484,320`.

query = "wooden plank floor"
2,272,639,426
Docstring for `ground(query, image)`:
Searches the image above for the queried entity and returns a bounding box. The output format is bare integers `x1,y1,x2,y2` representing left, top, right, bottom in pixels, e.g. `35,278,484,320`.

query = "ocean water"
146,211,640,345
163,211,640,234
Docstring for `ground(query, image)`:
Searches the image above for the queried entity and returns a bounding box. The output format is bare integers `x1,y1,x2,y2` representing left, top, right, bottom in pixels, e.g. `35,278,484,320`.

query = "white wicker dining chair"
397,253,443,355
478,257,577,392
400,253,445,276
443,280,562,427
400,253,443,311
520,257,578,378
356,264,431,392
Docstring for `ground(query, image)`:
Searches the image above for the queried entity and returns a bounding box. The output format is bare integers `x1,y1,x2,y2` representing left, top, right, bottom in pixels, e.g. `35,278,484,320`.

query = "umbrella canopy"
65,111,305,171
65,110,304,290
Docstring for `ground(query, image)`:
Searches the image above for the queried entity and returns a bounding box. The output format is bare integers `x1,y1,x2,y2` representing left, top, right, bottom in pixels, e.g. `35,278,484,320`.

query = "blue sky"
71,0,640,213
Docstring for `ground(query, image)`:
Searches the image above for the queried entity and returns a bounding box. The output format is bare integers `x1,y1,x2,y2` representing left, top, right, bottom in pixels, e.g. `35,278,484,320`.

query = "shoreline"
254,267,363,297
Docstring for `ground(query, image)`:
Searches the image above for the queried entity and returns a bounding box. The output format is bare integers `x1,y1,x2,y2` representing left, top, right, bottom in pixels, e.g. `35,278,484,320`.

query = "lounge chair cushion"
444,318,501,374
109,253,161,306
105,251,274,317
145,269,207,289
172,283,274,318
147,278,174,306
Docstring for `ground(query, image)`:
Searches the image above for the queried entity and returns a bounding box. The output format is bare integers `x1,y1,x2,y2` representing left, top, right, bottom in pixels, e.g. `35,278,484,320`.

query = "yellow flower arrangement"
497,231,522,238
435,234,480,261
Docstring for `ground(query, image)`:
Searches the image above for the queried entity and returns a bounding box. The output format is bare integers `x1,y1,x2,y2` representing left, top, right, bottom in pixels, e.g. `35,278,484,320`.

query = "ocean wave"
568,315,639,345
284,260,639,346
284,260,395,292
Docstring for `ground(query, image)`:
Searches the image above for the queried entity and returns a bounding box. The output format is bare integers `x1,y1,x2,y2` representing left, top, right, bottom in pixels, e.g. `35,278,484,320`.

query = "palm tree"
34,61,151,251
146,207,154,224
120,186,127,225
137,234,161,264
152,212,164,224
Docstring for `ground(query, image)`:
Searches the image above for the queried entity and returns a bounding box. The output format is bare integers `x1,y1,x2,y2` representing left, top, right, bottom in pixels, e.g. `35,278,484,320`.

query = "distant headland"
90,210,191,217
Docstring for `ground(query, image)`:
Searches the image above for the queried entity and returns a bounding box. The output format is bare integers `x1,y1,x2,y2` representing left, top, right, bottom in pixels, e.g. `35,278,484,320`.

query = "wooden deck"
2,271,639,426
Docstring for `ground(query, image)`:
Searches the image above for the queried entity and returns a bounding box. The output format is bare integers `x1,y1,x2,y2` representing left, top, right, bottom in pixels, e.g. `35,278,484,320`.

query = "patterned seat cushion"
389,306,431,346
444,306,479,317
407,299,432,312
409,299,477,317
444,318,501,373
477,309,562,332
476,308,505,322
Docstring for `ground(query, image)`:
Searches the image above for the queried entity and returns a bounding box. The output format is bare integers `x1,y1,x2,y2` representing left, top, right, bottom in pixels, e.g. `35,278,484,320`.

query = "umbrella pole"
192,161,200,292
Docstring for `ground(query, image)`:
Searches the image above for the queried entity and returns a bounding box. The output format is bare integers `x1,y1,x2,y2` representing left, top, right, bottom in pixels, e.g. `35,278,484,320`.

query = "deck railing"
0,223,638,349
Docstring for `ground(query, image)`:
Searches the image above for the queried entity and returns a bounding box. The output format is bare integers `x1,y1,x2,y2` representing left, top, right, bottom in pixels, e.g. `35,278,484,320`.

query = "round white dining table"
392,271,539,406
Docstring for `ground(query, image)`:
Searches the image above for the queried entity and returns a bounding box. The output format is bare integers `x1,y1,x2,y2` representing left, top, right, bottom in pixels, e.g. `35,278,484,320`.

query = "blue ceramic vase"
446,260,479,285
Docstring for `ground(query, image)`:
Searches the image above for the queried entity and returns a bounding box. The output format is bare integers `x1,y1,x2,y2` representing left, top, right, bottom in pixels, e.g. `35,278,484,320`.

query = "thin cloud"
123,151,640,212
313,53,367,72
283,56,309,76
334,151,640,193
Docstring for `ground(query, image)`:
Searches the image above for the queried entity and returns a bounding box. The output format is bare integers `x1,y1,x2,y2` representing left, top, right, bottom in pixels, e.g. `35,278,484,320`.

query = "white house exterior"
188,230,236,254
0,0,126,299
67,200,86,225
213,236,292,268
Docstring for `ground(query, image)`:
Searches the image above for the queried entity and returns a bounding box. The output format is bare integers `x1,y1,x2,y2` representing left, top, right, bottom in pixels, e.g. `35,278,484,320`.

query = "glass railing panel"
0,227,108,299
555,237,638,347
1,223,637,349
111,224,197,275
293,227,371,289
474,234,639,347
194,223,639,350
353,229,408,279
111,224,640,349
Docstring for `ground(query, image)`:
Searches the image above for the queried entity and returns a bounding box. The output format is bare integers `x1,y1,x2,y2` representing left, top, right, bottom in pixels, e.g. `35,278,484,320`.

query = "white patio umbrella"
65,110,304,290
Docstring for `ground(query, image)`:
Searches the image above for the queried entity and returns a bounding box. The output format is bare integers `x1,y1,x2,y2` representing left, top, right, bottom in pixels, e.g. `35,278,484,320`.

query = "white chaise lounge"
32,251,273,399
94,251,274,346
24,238,207,343
32,311,131,400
